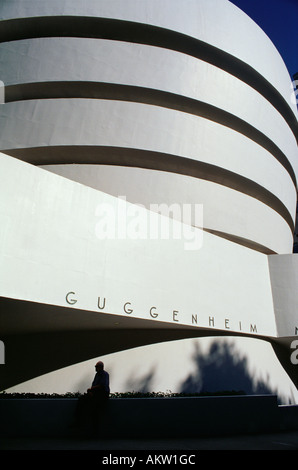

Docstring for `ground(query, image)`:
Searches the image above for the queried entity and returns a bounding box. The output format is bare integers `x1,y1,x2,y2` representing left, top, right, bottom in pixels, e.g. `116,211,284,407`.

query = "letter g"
66,292,77,305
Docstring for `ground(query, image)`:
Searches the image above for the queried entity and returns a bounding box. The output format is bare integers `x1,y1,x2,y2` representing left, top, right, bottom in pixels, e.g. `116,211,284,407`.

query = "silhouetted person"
74,360,110,435
88,360,110,399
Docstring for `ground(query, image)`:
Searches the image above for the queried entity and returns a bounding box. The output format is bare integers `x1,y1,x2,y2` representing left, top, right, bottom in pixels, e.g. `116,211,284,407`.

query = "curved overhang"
0,295,275,390
0,6,297,256
3,81,297,188
0,15,297,141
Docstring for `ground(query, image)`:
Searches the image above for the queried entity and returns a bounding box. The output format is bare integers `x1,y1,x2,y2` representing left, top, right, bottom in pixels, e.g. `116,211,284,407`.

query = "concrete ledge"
0,395,288,439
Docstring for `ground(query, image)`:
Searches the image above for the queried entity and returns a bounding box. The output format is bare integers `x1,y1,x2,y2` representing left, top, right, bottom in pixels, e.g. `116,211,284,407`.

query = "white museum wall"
6,336,298,405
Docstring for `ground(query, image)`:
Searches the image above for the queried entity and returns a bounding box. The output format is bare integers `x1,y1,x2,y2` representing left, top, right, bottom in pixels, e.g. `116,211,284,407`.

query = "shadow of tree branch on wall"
179,340,289,403
124,367,156,393
121,339,294,404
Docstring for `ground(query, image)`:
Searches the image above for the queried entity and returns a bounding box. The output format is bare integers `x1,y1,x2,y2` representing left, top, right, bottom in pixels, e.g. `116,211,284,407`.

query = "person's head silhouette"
95,361,104,372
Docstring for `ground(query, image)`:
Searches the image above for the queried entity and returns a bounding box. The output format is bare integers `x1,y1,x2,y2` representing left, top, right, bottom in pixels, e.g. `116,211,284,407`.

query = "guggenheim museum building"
0,0,298,402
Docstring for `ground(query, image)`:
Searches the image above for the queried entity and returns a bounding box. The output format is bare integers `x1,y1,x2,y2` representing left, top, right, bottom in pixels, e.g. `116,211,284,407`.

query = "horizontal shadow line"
5,81,297,188
0,15,297,144
2,145,295,234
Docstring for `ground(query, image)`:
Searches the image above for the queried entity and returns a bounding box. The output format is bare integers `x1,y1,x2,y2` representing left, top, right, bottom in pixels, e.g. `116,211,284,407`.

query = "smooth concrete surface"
1,0,295,112
1,0,297,255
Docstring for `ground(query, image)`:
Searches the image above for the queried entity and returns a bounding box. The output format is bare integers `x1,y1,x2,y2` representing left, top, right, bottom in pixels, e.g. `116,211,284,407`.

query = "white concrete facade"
0,0,297,403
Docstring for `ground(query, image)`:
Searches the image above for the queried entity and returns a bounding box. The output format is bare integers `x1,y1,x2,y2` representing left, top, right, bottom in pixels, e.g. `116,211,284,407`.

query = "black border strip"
0,15,297,143
5,81,297,188
2,145,295,233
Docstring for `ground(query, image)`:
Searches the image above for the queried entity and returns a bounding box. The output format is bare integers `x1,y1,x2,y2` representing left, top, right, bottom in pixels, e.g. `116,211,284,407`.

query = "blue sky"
230,0,298,79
